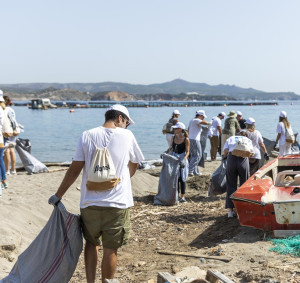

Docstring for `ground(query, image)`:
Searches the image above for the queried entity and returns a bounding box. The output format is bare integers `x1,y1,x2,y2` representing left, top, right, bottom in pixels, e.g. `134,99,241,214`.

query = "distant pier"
14,100,278,108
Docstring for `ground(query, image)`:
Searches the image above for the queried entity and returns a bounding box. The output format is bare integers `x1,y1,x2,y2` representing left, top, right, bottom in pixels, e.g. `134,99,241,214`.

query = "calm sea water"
13,101,299,163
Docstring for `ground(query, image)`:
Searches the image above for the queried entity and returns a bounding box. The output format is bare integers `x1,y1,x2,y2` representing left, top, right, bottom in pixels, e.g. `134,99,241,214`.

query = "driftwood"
158,250,232,263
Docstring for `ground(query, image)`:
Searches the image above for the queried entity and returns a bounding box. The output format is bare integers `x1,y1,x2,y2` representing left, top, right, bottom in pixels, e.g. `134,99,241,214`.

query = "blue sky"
1,0,300,93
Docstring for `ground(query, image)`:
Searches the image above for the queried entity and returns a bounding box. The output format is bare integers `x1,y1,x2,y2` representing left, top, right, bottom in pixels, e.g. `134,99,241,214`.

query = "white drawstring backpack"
86,131,120,191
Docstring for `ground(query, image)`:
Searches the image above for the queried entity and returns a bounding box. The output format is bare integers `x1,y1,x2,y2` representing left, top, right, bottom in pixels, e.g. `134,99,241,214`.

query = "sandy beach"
0,162,299,282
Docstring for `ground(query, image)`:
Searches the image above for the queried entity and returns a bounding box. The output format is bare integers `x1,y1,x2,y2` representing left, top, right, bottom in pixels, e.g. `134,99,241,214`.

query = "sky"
1,0,300,93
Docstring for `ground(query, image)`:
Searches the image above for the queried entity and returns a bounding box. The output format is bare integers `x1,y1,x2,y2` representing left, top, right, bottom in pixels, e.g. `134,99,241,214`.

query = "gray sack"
154,153,180,206
1,202,83,283
199,126,209,168
15,143,49,174
208,158,227,196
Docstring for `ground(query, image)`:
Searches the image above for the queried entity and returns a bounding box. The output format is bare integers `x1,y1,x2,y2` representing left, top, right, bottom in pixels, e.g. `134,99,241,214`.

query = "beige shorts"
80,206,130,249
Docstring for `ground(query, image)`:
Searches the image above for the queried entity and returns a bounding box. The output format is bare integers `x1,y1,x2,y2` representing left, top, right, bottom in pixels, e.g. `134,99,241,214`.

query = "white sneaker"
10,170,17,175
6,171,10,176
228,211,234,218
189,173,194,176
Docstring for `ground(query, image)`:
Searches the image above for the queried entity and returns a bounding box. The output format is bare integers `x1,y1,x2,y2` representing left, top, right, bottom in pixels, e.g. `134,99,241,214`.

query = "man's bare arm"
128,161,139,177
55,161,85,198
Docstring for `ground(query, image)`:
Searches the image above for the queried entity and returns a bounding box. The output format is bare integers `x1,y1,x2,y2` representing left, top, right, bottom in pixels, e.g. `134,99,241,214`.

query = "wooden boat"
231,155,300,235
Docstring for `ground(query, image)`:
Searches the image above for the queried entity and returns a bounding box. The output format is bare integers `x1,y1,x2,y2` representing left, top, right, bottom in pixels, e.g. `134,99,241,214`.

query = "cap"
0,90,3,96
245,117,255,125
106,104,135,125
219,112,226,117
172,122,186,130
280,111,287,118
196,110,207,118
173,109,181,115
236,111,242,116
0,96,4,102
228,110,236,117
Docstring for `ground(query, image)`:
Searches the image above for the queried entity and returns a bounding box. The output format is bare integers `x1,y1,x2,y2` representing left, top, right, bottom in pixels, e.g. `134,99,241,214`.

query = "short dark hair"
105,110,128,122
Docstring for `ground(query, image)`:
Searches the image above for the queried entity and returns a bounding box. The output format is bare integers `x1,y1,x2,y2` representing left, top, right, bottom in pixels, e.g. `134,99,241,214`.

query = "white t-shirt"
246,130,263,159
212,117,222,137
277,122,290,146
73,126,144,209
188,118,203,140
224,136,254,153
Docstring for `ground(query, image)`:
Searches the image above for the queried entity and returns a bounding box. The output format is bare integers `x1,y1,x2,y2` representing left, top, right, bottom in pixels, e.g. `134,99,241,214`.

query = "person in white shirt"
162,110,180,147
188,110,210,176
245,117,269,176
210,112,226,161
49,105,144,283
275,110,293,157
223,132,254,218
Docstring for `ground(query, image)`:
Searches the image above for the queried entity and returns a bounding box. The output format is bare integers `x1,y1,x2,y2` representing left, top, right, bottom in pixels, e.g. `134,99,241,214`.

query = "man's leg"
101,247,118,283
84,241,99,283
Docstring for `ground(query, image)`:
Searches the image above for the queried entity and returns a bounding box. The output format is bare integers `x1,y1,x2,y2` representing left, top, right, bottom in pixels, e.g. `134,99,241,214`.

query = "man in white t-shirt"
188,110,210,176
210,112,226,161
49,105,144,283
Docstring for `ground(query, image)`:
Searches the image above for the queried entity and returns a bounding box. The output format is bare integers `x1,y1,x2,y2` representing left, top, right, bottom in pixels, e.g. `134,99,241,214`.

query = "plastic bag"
1,202,83,283
208,159,227,196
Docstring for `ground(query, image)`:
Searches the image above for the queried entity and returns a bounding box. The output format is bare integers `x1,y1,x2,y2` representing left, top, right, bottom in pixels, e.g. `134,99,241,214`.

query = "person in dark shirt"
236,111,246,129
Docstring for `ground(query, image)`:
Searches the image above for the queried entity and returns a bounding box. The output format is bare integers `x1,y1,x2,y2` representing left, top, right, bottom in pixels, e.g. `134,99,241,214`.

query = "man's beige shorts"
80,206,130,249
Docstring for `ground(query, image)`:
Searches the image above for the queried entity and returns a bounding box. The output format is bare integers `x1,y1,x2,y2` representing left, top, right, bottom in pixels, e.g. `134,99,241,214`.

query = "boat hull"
232,155,300,231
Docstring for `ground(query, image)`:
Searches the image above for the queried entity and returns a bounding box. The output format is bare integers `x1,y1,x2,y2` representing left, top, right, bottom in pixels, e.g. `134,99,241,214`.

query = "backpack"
2,108,20,138
232,137,253,158
286,127,295,143
86,131,120,191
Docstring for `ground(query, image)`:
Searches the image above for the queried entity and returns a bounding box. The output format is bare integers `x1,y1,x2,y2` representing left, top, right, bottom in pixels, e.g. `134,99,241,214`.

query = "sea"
13,100,300,163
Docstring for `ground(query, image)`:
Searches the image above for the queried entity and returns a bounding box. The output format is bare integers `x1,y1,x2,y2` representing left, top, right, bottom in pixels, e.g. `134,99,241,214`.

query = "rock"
199,258,206,263
147,279,155,283
8,256,14,262
250,258,255,263
1,244,16,251
171,265,180,274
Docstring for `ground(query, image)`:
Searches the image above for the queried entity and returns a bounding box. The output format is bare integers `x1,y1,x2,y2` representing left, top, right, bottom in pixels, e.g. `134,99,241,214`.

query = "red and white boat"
231,155,300,236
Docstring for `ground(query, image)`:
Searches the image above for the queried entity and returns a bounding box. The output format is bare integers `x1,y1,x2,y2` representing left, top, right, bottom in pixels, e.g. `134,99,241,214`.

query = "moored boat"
231,155,300,233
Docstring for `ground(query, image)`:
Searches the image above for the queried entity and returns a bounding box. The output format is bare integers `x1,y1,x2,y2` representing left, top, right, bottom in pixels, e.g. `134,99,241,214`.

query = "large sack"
199,126,209,168
1,202,83,283
208,159,227,196
154,153,180,206
15,142,48,174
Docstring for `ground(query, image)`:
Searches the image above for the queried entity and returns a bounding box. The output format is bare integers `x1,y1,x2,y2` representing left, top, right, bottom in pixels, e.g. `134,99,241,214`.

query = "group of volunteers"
0,90,19,198
163,108,295,218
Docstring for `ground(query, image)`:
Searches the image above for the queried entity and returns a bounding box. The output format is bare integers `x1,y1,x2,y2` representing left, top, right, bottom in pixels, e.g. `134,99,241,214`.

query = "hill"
0,79,299,100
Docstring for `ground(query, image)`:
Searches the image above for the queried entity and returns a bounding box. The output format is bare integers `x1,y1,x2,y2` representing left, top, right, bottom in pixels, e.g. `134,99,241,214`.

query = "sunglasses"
122,117,130,128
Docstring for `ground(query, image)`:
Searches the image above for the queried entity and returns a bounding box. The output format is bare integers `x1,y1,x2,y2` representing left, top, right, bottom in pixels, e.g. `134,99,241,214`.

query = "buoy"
250,104,253,106
70,109,75,113
185,104,188,107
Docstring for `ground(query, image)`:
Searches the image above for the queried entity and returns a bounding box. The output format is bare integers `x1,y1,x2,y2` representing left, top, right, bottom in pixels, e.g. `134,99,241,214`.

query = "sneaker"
194,172,202,176
10,170,17,175
6,171,10,176
228,211,234,218
180,197,187,203
2,182,8,189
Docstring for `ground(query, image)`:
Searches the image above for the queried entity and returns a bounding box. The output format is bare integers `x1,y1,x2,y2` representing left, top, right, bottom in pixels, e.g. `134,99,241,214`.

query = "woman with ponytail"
275,111,293,157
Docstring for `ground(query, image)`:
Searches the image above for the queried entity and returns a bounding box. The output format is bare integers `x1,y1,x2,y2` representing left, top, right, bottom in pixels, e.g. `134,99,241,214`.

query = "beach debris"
157,250,232,262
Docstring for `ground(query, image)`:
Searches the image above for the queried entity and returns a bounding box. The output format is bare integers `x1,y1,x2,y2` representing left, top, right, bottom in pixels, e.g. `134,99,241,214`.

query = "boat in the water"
231,155,300,235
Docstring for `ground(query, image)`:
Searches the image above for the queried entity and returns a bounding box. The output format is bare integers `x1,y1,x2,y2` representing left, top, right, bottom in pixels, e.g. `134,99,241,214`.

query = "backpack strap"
86,130,115,149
